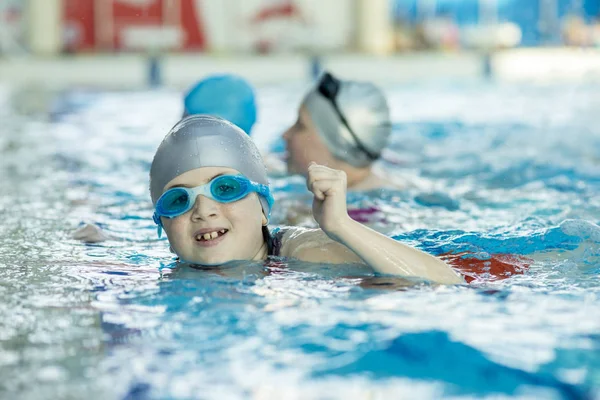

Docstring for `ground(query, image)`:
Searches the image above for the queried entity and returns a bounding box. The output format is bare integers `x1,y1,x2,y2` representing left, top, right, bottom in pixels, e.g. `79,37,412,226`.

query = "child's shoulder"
272,226,327,258
275,226,361,264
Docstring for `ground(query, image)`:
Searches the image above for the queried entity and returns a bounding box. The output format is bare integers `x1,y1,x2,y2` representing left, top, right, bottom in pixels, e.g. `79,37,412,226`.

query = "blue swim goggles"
152,174,274,238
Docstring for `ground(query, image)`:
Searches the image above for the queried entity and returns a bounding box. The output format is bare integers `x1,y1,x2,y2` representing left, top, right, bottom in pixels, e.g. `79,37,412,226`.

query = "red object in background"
111,0,163,49
440,252,531,283
63,0,96,52
250,1,303,23
179,0,205,50
62,0,205,52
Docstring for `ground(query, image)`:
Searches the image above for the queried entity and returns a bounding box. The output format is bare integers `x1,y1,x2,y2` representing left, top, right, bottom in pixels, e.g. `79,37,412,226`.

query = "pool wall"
2,48,600,89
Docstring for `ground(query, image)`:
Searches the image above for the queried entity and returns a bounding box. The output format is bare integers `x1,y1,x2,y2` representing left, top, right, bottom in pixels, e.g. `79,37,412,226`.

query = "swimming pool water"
0,82,599,399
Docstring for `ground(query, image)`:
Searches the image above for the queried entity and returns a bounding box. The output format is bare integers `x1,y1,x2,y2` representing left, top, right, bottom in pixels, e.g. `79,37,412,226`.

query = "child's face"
283,105,335,176
160,166,268,266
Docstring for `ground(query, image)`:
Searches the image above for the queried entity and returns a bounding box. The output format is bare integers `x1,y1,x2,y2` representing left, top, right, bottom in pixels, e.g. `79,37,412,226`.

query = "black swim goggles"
317,72,379,161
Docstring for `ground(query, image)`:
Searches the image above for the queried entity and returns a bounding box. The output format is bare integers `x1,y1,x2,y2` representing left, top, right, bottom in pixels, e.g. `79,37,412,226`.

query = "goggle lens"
211,176,246,202
158,188,190,216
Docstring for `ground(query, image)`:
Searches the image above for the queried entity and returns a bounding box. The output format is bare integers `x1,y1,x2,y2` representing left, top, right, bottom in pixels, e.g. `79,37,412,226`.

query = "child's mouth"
195,229,228,243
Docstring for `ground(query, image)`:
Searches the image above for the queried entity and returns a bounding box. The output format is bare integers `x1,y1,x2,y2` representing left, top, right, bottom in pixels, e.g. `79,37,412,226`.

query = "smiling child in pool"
149,115,463,285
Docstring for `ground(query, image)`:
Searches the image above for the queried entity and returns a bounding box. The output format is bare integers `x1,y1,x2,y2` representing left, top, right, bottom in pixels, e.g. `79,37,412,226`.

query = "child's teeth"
198,231,226,241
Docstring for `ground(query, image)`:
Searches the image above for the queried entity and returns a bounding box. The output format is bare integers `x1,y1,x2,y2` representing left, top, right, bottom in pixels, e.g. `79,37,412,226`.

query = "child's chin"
192,254,232,267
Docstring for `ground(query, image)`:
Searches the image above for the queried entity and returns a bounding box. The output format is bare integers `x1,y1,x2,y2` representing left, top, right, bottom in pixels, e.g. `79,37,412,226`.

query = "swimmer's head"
183,74,257,135
284,72,390,175
150,115,272,265
150,115,271,215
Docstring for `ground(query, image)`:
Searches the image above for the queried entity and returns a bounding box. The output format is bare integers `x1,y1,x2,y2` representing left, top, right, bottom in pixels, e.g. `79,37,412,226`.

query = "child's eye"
217,184,235,193
170,194,188,206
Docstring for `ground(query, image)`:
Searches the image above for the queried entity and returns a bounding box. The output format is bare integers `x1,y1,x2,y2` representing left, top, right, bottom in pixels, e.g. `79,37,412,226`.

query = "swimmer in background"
149,115,463,285
182,74,257,134
283,71,399,192
279,71,401,226
184,73,284,173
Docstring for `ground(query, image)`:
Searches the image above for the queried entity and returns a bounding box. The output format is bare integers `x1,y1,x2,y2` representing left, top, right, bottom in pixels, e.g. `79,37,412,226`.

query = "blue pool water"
0,82,599,399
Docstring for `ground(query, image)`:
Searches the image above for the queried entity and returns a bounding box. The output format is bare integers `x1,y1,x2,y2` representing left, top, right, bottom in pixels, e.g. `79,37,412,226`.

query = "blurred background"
2,0,600,87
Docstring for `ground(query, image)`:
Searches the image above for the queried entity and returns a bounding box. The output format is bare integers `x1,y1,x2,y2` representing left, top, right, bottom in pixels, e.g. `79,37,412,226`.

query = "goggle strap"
317,72,379,161
153,212,163,238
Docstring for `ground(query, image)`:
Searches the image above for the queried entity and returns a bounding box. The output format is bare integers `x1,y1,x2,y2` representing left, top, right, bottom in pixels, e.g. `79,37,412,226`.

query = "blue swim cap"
183,74,257,135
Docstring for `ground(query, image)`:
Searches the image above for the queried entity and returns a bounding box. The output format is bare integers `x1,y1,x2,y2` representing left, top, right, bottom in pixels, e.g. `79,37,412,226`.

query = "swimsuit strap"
268,227,288,257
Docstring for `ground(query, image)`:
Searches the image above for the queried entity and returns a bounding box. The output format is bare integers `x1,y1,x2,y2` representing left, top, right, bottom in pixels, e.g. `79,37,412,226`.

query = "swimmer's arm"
281,224,463,285
72,223,150,243
303,163,463,285
72,223,111,243
326,219,463,284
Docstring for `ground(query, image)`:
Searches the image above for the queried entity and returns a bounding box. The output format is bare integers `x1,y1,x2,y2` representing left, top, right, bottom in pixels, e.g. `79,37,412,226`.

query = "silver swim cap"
150,115,271,219
302,73,391,168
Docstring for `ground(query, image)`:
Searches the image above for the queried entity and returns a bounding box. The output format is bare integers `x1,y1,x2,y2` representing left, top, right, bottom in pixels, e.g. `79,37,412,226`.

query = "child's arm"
284,163,464,285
